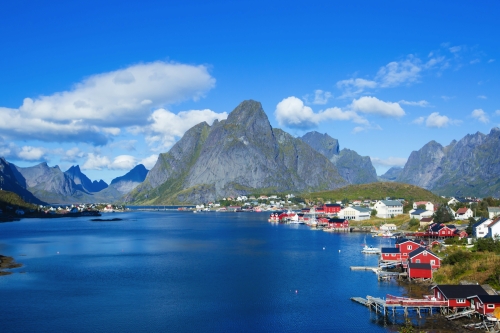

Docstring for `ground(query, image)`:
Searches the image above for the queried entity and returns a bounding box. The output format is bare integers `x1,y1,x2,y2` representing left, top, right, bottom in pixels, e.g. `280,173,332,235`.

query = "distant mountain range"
2,99,499,204
3,161,148,204
394,127,500,197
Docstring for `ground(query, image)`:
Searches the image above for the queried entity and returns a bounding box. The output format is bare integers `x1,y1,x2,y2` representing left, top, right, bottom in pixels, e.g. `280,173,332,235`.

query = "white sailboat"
361,235,381,254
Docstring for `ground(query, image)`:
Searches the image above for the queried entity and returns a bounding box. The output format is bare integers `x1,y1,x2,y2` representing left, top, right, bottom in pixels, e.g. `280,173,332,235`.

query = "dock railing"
385,294,448,307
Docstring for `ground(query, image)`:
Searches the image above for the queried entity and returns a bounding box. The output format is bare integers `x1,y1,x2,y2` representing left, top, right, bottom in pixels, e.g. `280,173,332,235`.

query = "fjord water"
0,211,403,332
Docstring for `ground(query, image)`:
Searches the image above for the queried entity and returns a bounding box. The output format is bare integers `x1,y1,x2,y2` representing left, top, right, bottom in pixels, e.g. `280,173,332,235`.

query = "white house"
338,206,371,221
473,217,492,238
380,223,397,231
447,197,459,205
374,200,403,219
413,201,434,212
487,217,500,239
488,207,500,219
409,209,434,219
455,207,473,220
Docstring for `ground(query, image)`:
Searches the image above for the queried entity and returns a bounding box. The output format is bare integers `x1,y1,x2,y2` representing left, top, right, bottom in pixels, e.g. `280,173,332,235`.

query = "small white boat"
361,236,381,254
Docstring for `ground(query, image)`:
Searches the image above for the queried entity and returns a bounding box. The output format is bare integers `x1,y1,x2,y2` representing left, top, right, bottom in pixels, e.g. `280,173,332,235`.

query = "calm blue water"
0,211,405,332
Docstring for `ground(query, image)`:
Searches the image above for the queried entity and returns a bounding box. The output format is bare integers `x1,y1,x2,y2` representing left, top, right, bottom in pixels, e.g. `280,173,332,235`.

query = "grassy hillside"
0,190,38,211
303,182,444,203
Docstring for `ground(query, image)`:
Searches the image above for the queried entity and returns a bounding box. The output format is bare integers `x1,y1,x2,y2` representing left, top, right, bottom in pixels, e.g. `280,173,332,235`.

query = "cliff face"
379,167,403,181
300,132,378,185
397,128,500,197
0,158,45,205
126,100,348,204
65,165,108,192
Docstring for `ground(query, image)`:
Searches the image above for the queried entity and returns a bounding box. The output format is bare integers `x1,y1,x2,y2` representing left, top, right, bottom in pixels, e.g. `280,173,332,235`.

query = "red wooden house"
467,294,500,315
407,262,432,280
395,239,422,259
380,248,402,261
327,218,349,229
428,223,457,237
323,203,341,214
432,285,488,309
408,247,441,269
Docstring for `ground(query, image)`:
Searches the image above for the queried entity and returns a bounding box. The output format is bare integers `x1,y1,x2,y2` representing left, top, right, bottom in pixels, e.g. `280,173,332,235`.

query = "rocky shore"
0,255,22,276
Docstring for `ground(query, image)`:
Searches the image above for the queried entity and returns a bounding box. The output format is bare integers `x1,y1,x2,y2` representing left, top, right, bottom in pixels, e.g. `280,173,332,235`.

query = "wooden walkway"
351,294,448,318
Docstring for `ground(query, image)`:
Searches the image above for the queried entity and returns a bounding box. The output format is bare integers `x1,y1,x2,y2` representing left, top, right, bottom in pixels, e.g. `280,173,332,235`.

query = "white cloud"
398,100,430,107
147,108,228,149
449,46,462,53
441,95,455,101
352,126,365,134
412,117,425,125
140,155,158,170
496,110,500,116
82,153,112,170
18,146,46,161
375,55,422,88
336,78,377,98
350,96,405,117
0,61,216,145
61,147,85,162
312,90,332,105
477,95,487,99
275,96,368,129
488,59,495,63
370,156,407,167
426,112,452,128
471,109,489,123
470,59,480,64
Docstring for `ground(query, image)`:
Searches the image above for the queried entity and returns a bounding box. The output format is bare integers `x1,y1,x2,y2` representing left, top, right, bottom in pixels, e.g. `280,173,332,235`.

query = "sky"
1,0,499,183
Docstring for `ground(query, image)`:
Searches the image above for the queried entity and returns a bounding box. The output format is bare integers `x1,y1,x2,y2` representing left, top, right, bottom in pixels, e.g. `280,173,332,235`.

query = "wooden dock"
351,294,448,318
350,266,379,271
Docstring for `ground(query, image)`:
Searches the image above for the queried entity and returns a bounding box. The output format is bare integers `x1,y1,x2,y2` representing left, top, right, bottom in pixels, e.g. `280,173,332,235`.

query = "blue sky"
1,0,499,183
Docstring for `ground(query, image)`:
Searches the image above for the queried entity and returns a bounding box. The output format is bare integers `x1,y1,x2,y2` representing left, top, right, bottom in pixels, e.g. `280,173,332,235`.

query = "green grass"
302,182,443,203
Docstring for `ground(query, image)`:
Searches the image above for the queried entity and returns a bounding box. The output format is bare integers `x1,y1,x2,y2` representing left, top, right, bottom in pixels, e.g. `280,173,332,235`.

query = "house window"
488,304,495,309
423,252,427,256
403,253,408,256
416,259,420,263
408,245,412,250
457,299,466,303
391,254,396,257
430,260,435,265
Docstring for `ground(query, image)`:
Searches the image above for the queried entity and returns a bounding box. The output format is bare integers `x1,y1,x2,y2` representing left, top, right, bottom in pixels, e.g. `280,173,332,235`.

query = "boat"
361,236,381,254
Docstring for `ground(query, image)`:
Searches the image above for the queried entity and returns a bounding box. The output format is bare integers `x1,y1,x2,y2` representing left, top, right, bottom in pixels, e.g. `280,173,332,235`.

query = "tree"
371,209,377,217
466,217,475,235
433,205,454,223
417,204,426,210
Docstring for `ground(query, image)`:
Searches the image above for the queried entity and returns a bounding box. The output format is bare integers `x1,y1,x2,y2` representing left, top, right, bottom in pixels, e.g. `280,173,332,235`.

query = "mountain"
0,158,45,205
397,128,500,197
65,165,108,192
379,167,403,181
12,162,95,204
300,131,378,184
126,100,348,204
110,164,148,193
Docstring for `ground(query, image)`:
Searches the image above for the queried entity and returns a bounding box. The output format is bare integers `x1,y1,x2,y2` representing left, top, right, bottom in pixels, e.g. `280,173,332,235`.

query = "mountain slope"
65,165,108,192
0,158,45,205
126,100,348,204
300,131,378,184
397,128,500,197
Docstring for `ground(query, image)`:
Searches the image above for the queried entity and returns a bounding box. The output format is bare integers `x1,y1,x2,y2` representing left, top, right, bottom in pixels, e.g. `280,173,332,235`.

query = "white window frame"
487,304,495,309
456,299,466,304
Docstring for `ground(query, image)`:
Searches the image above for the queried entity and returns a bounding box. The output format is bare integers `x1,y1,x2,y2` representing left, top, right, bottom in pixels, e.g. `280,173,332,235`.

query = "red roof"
456,207,469,214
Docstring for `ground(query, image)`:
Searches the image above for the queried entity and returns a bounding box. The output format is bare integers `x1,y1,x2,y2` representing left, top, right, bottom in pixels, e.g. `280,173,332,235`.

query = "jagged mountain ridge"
66,165,108,192
10,161,148,204
126,100,349,204
0,158,46,205
379,167,403,181
299,131,378,184
397,128,500,197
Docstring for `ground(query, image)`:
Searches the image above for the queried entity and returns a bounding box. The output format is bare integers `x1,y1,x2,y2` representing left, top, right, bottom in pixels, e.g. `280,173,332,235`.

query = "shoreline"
0,255,22,276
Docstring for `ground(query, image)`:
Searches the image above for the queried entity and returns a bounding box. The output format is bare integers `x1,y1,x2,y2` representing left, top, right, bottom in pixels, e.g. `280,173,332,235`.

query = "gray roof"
411,209,427,215
488,207,500,213
352,206,371,213
380,200,403,207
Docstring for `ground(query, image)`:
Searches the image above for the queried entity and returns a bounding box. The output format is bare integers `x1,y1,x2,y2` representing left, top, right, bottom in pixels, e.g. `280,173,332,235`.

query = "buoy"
323,247,325,250
338,250,341,253
295,290,298,293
